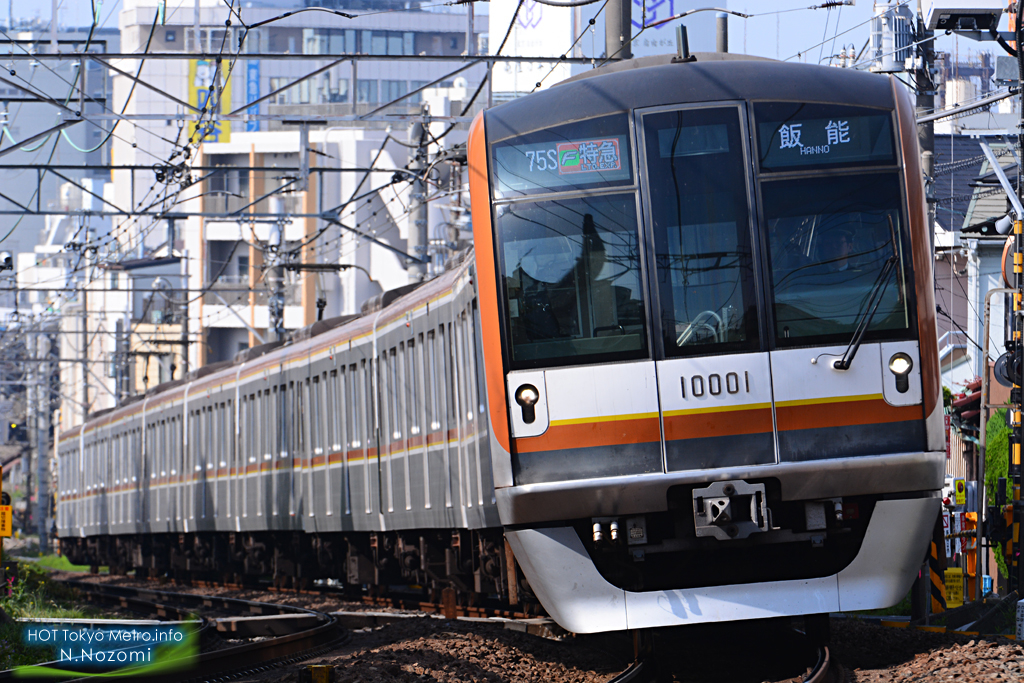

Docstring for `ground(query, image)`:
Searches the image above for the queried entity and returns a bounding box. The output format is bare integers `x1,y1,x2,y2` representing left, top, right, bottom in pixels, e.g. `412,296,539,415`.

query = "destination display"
755,103,896,172
491,115,633,197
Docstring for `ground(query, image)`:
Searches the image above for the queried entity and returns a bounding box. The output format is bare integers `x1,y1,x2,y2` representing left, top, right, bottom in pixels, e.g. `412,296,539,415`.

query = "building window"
328,79,348,103
238,255,249,278
269,77,292,104
382,80,407,105
357,30,414,56
165,30,176,43
357,79,377,104
409,81,428,104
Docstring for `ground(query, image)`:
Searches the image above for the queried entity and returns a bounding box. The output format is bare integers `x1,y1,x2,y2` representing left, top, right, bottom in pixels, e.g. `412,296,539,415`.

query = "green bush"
985,408,1014,578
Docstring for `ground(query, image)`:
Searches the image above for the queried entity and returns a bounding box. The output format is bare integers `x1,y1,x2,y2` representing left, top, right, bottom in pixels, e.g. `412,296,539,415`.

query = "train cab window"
763,172,911,345
496,194,648,368
641,106,759,356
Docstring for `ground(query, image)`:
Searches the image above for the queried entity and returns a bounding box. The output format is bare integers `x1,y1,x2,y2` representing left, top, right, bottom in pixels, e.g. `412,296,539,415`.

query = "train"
58,54,944,635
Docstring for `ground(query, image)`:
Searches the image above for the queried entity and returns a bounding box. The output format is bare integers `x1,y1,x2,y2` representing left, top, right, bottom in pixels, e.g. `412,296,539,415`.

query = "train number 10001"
681,372,750,398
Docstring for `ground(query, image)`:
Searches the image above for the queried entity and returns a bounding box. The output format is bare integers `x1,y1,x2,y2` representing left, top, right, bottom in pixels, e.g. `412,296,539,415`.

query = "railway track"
92,572,544,621
0,580,347,683
608,626,838,683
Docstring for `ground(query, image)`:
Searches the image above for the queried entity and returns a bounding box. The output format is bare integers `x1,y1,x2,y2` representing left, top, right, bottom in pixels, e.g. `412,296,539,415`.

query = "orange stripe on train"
664,408,773,441
775,398,921,432
514,416,661,454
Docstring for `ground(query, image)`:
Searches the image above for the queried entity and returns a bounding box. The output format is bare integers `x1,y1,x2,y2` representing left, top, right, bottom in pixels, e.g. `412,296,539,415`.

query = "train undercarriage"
60,528,527,605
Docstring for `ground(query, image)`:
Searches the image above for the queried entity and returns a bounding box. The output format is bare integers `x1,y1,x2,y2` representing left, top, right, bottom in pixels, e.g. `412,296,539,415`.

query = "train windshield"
763,173,911,346
641,106,760,357
495,194,648,368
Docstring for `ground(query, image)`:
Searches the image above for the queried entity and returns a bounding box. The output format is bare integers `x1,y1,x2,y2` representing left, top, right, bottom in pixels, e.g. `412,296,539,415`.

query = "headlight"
515,384,539,406
888,352,913,376
888,352,913,394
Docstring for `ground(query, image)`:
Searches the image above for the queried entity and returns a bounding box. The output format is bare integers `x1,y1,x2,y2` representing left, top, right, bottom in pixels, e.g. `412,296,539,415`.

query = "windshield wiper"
833,219,900,371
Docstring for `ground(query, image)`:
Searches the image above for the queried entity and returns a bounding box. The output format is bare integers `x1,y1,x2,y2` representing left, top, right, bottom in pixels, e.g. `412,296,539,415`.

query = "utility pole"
916,0,936,245
466,3,475,56
266,199,288,342
716,12,728,53
35,332,49,553
606,0,632,60
80,283,88,422
180,251,190,375
407,106,429,284
24,332,33,538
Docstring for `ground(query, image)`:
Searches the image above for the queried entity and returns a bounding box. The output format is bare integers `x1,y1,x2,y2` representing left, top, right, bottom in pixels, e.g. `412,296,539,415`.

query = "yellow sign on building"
954,479,966,506
944,567,964,608
188,60,232,143
0,505,11,538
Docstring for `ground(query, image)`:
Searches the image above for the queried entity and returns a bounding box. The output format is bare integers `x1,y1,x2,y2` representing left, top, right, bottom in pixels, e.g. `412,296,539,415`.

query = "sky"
21,0,1008,68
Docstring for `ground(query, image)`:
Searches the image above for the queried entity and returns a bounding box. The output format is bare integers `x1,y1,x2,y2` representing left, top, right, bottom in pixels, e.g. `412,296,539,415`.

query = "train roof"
484,55,896,143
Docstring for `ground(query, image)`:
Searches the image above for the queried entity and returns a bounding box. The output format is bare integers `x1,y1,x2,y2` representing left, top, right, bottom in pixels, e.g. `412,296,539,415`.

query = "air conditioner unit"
923,0,1005,31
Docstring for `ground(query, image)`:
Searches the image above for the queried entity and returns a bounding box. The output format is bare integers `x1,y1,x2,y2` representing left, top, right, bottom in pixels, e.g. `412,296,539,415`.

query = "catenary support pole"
606,0,632,60
35,333,49,553
407,108,429,284
916,1,936,249
980,287,1012,600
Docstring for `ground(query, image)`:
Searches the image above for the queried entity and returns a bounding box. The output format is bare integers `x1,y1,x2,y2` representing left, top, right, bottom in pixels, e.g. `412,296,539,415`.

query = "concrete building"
107,0,486,375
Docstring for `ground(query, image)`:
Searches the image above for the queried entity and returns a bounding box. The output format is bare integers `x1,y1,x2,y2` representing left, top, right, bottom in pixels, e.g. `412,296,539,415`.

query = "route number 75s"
525,149,558,172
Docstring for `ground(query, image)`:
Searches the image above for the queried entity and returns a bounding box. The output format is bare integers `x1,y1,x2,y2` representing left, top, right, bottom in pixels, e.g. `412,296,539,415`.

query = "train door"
637,103,775,472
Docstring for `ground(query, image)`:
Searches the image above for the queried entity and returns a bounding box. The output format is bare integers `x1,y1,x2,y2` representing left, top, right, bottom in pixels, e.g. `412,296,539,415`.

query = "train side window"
406,339,420,437
362,360,374,451
427,331,442,432
442,324,457,432
347,364,361,449
224,400,232,470
334,368,345,516
325,372,335,450
495,193,648,368
311,376,322,459
641,106,760,357
390,347,401,442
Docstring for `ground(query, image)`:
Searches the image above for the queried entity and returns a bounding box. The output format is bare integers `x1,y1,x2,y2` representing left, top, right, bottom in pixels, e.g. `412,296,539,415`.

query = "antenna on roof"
673,25,697,64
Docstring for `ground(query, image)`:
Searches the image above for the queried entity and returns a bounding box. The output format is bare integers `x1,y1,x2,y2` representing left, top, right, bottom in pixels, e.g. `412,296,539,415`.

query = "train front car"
469,58,944,633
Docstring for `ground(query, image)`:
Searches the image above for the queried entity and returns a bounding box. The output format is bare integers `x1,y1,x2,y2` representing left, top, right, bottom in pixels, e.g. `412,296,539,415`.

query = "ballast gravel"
317,618,623,683
44,573,1024,682
829,618,1024,682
